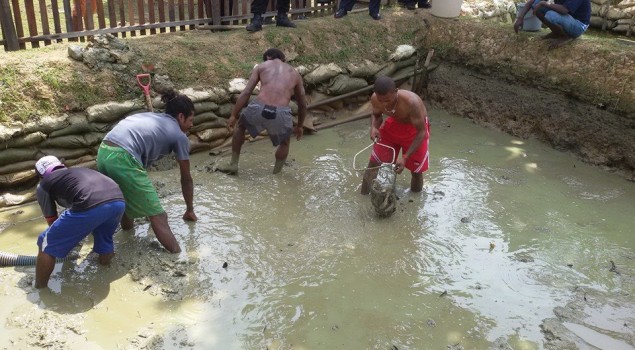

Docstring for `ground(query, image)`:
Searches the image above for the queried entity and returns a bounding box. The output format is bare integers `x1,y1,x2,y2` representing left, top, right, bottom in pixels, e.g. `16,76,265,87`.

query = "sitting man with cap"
34,156,125,289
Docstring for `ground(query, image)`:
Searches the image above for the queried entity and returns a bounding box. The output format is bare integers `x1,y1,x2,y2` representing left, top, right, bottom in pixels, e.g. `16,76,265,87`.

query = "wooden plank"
50,0,63,42
38,0,52,45
9,0,26,48
21,17,217,41
137,0,146,35
211,0,220,25
168,0,175,32
158,0,166,32
128,0,136,36
188,0,195,29
24,0,40,47
148,0,156,34
62,0,76,40
72,0,84,33
178,0,185,30
0,0,20,51
107,0,116,28
197,0,204,18
96,0,106,28
118,0,126,37
84,0,94,30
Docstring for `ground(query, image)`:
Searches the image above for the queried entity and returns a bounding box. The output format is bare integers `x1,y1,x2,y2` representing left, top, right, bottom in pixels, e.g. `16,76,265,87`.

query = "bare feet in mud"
98,252,115,265
548,37,573,50
216,162,238,175
540,32,560,40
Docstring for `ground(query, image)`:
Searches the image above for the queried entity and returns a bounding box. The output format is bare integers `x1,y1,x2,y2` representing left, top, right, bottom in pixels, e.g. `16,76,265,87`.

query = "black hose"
0,251,77,267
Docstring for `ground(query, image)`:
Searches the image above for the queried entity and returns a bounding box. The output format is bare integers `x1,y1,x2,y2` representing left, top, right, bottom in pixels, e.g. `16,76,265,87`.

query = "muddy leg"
121,213,134,230
273,137,290,174
361,160,381,195
149,212,181,253
98,252,115,265
217,124,246,175
410,172,423,193
35,249,55,289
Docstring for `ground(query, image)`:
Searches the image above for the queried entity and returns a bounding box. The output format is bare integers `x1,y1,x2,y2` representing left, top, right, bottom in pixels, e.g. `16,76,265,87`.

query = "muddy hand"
394,159,406,174
226,116,237,132
183,210,197,222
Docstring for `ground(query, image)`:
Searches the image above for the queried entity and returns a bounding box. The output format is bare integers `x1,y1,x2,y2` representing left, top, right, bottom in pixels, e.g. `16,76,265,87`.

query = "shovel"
136,73,153,112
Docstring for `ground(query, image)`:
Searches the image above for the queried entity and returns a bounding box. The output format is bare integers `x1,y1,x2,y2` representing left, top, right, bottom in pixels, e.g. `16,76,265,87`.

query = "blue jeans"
532,0,588,38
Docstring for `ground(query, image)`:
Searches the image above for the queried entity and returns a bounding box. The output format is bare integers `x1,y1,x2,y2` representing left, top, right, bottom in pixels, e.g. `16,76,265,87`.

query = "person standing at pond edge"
217,48,307,175
514,0,591,49
246,0,296,32
361,76,430,194
96,90,197,253
34,155,125,289
334,0,381,20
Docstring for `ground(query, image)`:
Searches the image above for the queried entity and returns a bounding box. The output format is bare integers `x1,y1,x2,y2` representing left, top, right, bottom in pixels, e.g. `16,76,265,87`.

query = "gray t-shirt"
103,112,190,168
36,168,124,217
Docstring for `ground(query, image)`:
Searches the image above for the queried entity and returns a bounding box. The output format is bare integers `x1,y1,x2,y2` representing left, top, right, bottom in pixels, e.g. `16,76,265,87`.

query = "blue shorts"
37,200,125,258
533,0,588,38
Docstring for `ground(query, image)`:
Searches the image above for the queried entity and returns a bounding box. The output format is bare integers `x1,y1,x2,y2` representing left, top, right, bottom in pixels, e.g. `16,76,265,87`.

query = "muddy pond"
1,109,634,350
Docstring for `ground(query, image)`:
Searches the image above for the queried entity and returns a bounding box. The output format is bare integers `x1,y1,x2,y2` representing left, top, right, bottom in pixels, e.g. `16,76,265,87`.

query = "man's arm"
534,1,569,15
404,98,428,160
228,65,261,129
514,0,533,33
369,94,384,141
36,185,58,226
177,159,197,222
294,73,307,140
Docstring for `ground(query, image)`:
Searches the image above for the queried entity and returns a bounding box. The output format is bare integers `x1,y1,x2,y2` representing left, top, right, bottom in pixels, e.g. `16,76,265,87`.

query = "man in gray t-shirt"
96,90,197,253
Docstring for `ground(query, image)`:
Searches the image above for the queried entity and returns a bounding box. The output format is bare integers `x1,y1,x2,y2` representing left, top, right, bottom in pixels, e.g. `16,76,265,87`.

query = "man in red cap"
34,155,125,289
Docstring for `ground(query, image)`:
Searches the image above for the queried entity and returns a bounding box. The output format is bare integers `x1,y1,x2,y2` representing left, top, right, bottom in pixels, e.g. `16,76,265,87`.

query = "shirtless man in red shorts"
361,76,430,194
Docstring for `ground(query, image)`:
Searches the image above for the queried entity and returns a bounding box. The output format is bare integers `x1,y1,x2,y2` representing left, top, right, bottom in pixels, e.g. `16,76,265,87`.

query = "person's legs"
92,200,125,264
368,0,381,19
361,159,381,195
544,11,587,49
335,0,354,17
246,0,267,31
217,122,246,175
149,212,181,253
273,137,291,174
120,213,134,230
35,249,56,288
276,0,296,27
410,172,423,192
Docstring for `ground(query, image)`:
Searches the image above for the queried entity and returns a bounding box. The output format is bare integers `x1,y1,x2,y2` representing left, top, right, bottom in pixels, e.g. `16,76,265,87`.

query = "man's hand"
226,115,237,131
394,158,406,174
514,18,523,33
182,210,197,222
370,127,380,141
294,125,303,141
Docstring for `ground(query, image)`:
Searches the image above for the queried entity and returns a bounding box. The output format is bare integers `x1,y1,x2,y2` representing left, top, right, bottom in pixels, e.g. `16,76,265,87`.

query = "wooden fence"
0,0,335,51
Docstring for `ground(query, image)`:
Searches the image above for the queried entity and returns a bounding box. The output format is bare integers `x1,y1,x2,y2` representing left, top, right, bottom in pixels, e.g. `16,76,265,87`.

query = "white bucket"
516,3,542,31
430,0,463,18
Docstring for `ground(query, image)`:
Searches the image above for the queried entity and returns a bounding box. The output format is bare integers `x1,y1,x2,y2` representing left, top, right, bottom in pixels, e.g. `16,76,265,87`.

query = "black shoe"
406,4,416,10
276,15,296,28
334,9,347,18
246,14,263,32
370,12,381,20
418,1,431,8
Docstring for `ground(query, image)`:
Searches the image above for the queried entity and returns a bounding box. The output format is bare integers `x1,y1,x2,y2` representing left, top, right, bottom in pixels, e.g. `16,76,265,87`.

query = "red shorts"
371,116,430,173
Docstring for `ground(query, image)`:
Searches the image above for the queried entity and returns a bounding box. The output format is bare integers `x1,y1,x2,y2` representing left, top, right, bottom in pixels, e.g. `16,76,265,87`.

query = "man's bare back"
256,59,302,107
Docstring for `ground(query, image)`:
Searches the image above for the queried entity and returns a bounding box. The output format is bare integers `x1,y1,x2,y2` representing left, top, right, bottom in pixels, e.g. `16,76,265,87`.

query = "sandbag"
0,190,37,208
303,63,345,86
191,119,228,133
193,112,221,125
196,128,232,142
0,160,36,175
64,155,96,167
87,101,143,123
1,132,46,149
0,169,36,189
217,103,233,118
180,88,215,103
0,125,22,143
37,148,92,161
39,132,103,149
326,75,369,95
0,148,38,167
48,114,110,138
347,60,384,79
22,115,70,135
194,101,220,114
617,0,635,8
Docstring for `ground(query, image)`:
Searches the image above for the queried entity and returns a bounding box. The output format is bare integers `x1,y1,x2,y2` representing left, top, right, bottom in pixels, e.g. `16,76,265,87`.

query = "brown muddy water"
1,109,634,350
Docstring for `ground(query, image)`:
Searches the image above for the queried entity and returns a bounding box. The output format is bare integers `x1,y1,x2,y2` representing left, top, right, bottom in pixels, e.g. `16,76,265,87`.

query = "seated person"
515,0,591,49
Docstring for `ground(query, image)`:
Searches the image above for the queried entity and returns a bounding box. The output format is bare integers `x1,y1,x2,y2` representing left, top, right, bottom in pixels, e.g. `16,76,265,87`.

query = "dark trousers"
251,0,291,14
337,0,381,15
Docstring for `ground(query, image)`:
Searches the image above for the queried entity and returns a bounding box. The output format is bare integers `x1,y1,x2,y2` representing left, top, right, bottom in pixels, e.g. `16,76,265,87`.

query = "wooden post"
0,0,20,51
211,0,221,25
9,0,25,48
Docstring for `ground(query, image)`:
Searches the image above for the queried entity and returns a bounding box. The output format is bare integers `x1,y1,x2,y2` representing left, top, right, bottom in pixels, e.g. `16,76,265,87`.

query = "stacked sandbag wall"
0,47,424,210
